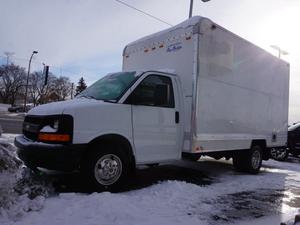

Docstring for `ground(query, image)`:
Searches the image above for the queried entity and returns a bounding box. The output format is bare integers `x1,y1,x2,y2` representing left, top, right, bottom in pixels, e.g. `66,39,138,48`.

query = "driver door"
125,73,182,163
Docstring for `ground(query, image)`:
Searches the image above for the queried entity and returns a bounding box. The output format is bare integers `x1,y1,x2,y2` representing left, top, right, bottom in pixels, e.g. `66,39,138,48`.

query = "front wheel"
82,144,130,192
233,145,263,174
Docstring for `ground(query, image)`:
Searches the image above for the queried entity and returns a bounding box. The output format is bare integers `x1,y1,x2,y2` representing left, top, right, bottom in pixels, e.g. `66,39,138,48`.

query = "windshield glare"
77,71,138,101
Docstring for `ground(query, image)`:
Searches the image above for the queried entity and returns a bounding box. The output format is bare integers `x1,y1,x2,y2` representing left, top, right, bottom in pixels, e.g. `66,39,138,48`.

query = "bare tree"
52,76,72,101
0,64,26,105
28,71,56,106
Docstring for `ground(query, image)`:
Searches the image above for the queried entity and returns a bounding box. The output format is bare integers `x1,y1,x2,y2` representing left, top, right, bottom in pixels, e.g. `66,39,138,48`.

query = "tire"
82,143,130,192
233,145,263,174
270,148,289,161
289,144,300,157
291,151,300,157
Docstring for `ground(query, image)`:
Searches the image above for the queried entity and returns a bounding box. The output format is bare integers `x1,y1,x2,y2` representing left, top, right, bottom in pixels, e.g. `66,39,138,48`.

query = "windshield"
77,71,138,101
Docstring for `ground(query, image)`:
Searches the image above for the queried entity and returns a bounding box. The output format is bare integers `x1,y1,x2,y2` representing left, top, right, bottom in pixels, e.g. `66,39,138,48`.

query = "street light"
270,45,288,59
24,50,38,111
189,0,211,18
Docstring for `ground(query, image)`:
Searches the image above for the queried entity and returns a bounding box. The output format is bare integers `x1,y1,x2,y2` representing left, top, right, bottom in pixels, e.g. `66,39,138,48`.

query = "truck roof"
123,16,213,57
123,16,289,66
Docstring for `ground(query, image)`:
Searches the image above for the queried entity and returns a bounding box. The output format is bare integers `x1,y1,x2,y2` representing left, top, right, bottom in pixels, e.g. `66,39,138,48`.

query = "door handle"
175,111,179,124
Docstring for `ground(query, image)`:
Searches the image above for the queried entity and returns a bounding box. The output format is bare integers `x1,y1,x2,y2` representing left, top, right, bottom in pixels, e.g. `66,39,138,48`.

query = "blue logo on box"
167,42,182,52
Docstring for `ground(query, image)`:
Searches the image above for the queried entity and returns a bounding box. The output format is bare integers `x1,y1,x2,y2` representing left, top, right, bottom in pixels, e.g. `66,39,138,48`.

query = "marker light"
38,133,71,142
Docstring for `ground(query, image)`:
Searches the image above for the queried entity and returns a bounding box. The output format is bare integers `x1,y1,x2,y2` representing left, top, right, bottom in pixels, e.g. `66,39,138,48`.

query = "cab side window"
126,75,175,108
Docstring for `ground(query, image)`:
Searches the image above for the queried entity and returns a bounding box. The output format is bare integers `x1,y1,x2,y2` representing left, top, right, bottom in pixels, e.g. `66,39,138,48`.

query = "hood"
28,98,104,116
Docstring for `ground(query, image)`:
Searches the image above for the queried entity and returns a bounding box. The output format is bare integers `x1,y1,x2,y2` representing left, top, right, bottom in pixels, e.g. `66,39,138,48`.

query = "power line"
114,0,173,27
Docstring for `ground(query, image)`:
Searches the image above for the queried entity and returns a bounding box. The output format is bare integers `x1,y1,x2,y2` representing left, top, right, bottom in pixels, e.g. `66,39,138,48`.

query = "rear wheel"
291,151,300,157
233,145,263,174
289,144,300,157
82,143,130,192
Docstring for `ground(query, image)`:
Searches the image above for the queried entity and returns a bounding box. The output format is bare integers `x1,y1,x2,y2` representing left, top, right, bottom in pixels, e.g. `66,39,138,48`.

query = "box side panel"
193,25,289,153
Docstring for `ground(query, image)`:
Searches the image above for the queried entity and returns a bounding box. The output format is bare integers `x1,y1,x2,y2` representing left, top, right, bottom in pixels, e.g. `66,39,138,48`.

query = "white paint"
126,72,184,163
124,17,289,153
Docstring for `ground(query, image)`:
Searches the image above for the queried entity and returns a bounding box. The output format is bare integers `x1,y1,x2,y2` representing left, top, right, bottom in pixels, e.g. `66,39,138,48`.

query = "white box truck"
15,16,289,191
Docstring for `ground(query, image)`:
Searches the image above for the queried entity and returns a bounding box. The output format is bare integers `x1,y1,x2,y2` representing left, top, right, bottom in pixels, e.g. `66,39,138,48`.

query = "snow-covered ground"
0,134,299,225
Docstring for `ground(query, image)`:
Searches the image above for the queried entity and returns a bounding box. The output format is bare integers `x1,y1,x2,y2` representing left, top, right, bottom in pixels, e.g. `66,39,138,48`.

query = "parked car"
287,123,300,157
8,104,33,113
271,123,300,161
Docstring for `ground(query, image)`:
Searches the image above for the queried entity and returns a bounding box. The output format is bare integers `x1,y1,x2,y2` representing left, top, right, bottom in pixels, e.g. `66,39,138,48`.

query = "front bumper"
15,135,87,171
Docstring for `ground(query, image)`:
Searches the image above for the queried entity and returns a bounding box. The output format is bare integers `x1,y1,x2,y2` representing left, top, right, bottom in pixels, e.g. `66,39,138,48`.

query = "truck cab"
15,70,184,190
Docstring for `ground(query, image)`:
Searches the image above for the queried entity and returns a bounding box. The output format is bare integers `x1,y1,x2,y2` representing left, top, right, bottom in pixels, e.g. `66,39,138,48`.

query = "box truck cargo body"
15,16,289,191
123,16,289,155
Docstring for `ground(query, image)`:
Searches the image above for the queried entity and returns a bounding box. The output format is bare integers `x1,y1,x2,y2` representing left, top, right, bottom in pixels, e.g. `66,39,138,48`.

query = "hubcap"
252,150,261,170
271,148,288,160
94,154,122,186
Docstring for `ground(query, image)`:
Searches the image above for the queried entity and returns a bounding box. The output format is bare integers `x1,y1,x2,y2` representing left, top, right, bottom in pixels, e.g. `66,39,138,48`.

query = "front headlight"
38,115,73,143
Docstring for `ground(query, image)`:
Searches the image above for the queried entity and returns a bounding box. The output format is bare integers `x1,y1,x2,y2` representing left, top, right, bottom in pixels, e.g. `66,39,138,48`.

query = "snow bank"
0,139,52,222
0,132,299,225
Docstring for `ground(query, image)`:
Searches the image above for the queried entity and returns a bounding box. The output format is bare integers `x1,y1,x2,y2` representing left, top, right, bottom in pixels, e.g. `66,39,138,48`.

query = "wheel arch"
84,134,136,169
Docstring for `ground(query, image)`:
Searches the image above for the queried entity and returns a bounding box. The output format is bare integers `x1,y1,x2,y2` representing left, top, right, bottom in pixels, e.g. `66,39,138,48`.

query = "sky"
0,0,299,122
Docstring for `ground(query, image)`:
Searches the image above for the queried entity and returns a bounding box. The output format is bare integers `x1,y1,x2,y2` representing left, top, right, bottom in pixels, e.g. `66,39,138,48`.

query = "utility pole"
189,0,211,18
4,52,15,65
24,51,38,111
189,0,194,18
270,45,288,59
71,83,74,99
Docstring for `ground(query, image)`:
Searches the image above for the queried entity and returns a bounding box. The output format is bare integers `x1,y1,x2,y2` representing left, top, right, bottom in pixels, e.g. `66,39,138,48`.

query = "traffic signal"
44,65,49,86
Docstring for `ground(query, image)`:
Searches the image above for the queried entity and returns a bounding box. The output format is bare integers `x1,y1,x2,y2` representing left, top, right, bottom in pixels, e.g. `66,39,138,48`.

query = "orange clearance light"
159,44,164,48
38,133,70,142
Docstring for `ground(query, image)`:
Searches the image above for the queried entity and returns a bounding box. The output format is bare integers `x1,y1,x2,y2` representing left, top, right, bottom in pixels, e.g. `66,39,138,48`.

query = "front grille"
23,115,44,141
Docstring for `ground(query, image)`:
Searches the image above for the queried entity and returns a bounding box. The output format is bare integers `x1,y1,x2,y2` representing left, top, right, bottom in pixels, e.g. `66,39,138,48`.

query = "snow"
6,113,26,118
0,133,299,225
0,135,52,224
0,134,19,144
40,126,57,133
